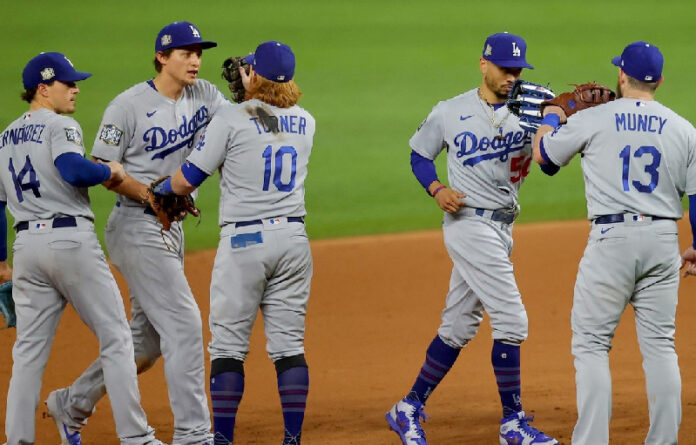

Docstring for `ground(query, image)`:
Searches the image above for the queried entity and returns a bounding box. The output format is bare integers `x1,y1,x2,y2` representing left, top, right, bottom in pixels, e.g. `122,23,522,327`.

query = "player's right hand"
434,187,467,214
107,161,126,183
681,246,696,277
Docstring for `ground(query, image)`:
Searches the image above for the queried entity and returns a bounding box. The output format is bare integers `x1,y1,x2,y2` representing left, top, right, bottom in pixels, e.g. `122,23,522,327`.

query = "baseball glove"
0,281,15,329
145,176,200,231
506,79,556,133
541,82,616,118
221,56,250,103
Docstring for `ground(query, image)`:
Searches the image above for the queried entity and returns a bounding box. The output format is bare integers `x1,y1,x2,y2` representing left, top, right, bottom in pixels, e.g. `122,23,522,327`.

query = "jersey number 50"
9,155,41,202
619,145,661,193
262,145,297,192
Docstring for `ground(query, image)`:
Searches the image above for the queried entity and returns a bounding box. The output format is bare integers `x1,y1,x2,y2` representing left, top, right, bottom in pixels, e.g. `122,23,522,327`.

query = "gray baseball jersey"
410,89,532,346
54,79,226,445
0,110,93,222
542,98,696,444
542,98,696,219
187,98,315,362
0,109,157,444
410,88,533,210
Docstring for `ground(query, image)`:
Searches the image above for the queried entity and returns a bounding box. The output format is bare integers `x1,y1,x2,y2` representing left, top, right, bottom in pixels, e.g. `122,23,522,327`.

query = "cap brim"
243,54,255,65
611,55,622,68
488,59,534,69
59,71,92,83
199,41,217,50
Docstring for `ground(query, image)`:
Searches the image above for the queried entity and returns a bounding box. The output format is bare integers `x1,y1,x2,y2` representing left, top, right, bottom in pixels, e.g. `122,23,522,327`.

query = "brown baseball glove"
145,176,200,231
221,56,250,103
541,82,616,117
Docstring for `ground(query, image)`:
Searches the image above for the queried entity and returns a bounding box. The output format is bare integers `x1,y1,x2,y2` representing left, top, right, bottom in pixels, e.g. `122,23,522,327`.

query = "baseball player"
45,22,228,445
385,32,559,445
152,40,314,445
533,41,693,445
1,52,164,445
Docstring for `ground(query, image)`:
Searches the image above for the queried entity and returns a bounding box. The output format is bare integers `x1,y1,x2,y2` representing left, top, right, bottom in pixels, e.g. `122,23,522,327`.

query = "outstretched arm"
532,106,567,176
681,194,696,277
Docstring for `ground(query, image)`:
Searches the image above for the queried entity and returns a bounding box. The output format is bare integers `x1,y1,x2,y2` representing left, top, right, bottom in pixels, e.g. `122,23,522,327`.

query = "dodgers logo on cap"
482,32,533,69
155,21,217,52
22,52,91,89
611,41,663,83
243,41,295,83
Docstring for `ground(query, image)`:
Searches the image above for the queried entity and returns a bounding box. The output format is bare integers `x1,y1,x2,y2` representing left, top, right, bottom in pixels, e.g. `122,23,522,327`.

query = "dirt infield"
1,219,695,444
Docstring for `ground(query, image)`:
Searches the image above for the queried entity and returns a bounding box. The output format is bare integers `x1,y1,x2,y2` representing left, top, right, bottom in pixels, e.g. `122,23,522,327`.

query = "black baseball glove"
221,56,250,103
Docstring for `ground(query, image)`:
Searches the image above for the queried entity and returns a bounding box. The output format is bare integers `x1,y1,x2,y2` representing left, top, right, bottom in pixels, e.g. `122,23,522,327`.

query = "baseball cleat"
385,397,429,444
46,390,83,445
499,411,558,445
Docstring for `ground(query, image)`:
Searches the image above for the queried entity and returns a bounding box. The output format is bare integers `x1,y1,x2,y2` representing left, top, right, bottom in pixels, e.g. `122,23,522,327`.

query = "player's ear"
479,58,487,75
36,83,50,97
155,51,169,65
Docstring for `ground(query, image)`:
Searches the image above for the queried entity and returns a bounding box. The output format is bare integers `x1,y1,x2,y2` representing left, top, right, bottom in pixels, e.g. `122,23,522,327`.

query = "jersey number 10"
262,145,297,192
619,145,661,193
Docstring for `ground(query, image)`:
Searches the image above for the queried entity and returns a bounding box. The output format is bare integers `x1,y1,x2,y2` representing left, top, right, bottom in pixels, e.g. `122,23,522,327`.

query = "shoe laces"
404,401,429,438
516,413,548,439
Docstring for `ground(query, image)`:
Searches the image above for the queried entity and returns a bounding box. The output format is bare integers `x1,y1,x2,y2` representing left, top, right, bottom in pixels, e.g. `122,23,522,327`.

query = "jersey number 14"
9,155,41,202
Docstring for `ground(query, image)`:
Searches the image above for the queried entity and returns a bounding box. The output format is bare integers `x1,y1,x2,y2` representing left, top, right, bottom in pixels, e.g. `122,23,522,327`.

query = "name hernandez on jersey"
0,109,94,223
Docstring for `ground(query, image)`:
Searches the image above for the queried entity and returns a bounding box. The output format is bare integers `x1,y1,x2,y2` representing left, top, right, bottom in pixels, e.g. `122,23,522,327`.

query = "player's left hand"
681,246,696,277
434,187,467,214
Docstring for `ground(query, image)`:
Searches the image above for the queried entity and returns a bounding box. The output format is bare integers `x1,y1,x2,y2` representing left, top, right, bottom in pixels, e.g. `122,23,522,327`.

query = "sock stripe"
424,355,450,372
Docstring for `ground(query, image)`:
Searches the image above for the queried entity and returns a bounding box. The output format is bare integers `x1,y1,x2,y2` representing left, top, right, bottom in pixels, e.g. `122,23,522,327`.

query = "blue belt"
235,217,304,228
593,213,673,224
16,216,77,233
474,208,517,225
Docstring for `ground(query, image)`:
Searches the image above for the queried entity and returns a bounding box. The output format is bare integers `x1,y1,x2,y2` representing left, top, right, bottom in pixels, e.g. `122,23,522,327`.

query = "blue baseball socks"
407,335,461,403
492,340,522,417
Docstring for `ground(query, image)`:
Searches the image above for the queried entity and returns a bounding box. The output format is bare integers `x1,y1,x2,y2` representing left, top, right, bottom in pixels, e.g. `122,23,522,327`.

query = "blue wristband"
153,177,174,195
541,113,561,128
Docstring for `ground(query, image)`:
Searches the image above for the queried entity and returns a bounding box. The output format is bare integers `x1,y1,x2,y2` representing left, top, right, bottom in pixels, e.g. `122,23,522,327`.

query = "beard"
616,80,623,99
484,75,511,101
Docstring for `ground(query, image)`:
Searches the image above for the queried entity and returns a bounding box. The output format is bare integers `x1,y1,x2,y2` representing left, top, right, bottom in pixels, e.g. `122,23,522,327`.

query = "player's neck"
620,89,655,101
29,98,56,114
477,85,504,105
152,74,186,100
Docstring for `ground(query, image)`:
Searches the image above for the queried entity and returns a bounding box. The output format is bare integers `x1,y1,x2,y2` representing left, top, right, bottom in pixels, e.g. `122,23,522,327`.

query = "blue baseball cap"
155,21,217,52
611,41,663,82
482,32,533,69
243,41,295,83
22,52,91,89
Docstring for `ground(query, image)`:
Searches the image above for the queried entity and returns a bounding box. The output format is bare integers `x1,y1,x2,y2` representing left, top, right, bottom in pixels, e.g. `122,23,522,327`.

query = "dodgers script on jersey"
0,109,94,223
410,89,532,209
92,79,227,206
542,99,696,218
187,98,316,224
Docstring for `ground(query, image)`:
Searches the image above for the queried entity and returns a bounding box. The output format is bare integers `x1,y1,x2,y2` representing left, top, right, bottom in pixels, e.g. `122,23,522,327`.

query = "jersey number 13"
619,144,661,193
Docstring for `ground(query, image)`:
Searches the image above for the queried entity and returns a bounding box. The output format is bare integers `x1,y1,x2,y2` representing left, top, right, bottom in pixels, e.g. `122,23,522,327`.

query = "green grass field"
2,0,695,251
